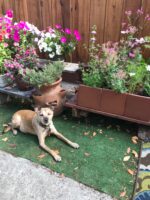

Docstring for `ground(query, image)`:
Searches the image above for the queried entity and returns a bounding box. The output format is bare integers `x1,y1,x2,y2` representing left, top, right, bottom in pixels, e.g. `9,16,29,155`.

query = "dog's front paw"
54,155,62,162
72,143,80,149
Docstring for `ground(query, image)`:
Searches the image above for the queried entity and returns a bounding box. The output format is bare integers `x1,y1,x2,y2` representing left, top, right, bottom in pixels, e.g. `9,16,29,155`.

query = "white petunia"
146,65,150,71
129,72,135,76
45,32,51,38
34,38,39,42
49,52,55,58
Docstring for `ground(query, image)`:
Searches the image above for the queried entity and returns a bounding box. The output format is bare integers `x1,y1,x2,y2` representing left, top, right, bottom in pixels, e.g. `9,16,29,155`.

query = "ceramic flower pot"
77,84,102,110
0,74,11,87
124,93,150,122
32,78,66,116
100,88,127,115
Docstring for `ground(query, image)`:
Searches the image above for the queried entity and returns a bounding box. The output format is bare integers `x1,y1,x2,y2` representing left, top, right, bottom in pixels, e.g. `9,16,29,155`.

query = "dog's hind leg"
10,115,21,135
37,134,62,162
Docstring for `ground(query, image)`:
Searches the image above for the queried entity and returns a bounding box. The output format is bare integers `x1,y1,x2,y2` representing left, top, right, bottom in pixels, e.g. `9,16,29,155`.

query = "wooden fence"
0,0,150,62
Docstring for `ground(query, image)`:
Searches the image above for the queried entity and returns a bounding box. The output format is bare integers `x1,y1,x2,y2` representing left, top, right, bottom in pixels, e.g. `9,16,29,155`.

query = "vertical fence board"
104,0,124,42
90,0,107,44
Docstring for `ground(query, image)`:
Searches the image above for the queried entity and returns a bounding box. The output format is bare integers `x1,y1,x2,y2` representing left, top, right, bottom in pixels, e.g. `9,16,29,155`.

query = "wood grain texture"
104,0,124,42
0,0,149,62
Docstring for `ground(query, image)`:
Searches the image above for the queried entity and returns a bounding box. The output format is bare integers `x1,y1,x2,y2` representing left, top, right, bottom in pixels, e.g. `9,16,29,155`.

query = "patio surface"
0,150,113,200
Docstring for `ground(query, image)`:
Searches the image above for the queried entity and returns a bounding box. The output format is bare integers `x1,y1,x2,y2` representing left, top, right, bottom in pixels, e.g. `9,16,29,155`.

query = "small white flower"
49,52,55,58
45,32,51,38
135,37,145,44
129,72,135,76
41,32,45,37
51,33,56,38
91,37,96,41
91,30,96,34
47,47,52,52
34,38,38,42
146,65,150,71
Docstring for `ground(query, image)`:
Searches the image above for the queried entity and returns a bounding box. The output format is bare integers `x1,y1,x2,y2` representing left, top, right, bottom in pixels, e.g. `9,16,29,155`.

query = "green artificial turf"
0,103,140,199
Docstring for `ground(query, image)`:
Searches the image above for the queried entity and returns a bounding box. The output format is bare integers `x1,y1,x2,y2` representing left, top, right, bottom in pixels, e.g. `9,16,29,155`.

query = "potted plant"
22,61,66,115
4,47,38,91
77,9,150,124
35,25,81,60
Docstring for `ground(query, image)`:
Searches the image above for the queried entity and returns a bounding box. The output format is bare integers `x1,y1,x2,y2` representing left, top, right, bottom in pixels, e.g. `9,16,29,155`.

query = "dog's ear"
34,106,41,113
46,100,57,111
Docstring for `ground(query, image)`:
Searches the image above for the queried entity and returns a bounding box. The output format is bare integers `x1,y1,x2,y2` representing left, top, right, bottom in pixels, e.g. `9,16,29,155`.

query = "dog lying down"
5,101,79,162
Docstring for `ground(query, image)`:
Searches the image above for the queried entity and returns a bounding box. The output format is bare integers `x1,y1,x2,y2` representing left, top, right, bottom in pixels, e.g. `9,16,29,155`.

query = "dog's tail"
2,123,12,134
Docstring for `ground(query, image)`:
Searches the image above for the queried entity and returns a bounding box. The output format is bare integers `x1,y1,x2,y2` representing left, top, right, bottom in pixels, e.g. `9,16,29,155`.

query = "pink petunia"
125,10,132,16
3,43,8,48
129,52,135,58
55,24,62,29
75,35,81,41
6,10,13,18
65,28,71,34
60,36,67,43
13,30,20,42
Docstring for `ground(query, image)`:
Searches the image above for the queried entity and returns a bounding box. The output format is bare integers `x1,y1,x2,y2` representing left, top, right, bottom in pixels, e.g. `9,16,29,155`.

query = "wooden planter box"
77,85,102,110
76,84,150,125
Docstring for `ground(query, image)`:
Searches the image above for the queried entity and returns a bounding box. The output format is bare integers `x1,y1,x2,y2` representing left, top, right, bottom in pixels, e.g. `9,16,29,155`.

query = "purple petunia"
6,10,13,18
60,36,67,43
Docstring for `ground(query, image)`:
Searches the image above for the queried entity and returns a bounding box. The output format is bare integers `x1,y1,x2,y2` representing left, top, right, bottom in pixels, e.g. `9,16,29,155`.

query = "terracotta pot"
77,84,102,110
124,93,150,122
15,75,33,91
100,89,126,115
32,78,66,116
39,78,62,94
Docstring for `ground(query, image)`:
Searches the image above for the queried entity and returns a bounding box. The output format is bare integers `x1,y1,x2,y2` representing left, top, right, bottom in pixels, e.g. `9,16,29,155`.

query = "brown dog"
6,102,79,161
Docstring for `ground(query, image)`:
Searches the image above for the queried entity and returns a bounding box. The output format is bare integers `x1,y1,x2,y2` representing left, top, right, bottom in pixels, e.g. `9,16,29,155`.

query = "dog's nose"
44,117,48,123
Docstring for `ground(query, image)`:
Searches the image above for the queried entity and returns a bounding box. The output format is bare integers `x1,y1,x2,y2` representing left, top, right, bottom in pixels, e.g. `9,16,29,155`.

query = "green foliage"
22,61,64,88
0,43,12,74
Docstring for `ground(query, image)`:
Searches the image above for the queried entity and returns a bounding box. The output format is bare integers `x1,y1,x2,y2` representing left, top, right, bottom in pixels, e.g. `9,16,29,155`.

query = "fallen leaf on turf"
2,137,8,142
37,153,46,159
3,124,8,127
123,156,130,161
132,150,138,158
84,132,89,136
107,125,112,129
131,136,138,144
109,138,114,140
74,167,78,170
120,190,126,197
99,129,103,134
9,144,17,148
84,152,90,157
3,126,11,133
127,147,131,154
127,169,134,175
59,173,64,178
93,132,97,137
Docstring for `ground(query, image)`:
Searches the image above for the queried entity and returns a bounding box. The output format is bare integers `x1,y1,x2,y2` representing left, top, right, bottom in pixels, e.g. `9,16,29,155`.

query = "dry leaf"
9,144,17,148
3,126,11,133
109,138,114,140
127,147,131,154
131,136,138,144
37,153,46,159
3,124,8,127
132,150,138,158
120,191,126,197
84,152,90,157
84,132,89,136
2,137,8,142
93,132,97,137
127,169,134,175
59,173,64,178
107,125,112,129
99,129,103,134
123,156,130,161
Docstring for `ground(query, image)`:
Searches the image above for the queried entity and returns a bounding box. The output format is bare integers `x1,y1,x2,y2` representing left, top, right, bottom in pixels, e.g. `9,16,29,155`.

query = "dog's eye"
48,113,51,115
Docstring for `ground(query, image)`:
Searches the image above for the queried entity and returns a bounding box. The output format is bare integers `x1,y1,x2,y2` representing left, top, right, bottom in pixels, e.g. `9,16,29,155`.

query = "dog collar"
39,122,51,131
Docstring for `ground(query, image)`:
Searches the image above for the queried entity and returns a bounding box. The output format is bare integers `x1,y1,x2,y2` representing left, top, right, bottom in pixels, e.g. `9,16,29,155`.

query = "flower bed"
75,8,150,125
